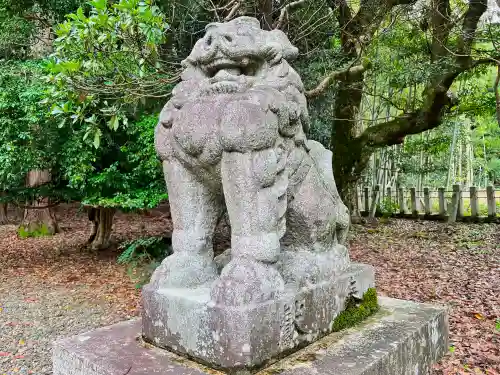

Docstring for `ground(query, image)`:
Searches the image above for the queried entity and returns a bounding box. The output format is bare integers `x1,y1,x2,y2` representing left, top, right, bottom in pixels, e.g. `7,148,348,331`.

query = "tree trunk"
330,78,364,216
87,207,116,250
258,0,273,30
0,202,7,225
21,170,58,234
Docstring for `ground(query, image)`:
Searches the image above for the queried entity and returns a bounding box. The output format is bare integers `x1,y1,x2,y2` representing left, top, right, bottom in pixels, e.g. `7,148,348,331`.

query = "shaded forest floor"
0,206,498,374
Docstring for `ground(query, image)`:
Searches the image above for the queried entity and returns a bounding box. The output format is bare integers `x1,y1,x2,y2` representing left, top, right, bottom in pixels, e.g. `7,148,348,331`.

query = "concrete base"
53,297,449,375
141,263,375,370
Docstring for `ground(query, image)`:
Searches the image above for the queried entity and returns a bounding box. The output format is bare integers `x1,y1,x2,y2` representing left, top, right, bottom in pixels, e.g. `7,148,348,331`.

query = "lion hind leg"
281,165,350,287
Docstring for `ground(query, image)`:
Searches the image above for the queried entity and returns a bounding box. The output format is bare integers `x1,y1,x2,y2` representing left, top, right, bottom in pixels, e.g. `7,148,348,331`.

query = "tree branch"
457,0,488,62
356,0,492,149
344,0,418,37
224,1,241,21
429,0,452,60
305,62,371,98
330,0,353,26
259,0,274,30
274,0,308,29
495,64,500,127
358,71,459,149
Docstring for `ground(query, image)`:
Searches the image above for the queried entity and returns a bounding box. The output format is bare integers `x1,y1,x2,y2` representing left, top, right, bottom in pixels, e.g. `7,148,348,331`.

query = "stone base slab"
141,263,375,370
53,297,449,375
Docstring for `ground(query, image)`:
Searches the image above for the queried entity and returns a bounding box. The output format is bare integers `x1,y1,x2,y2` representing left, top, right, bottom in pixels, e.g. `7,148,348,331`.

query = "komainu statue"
143,16,374,371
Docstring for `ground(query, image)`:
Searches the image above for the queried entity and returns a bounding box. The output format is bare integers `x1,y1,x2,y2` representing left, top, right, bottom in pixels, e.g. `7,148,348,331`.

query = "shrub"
118,235,172,288
377,197,400,217
18,224,52,238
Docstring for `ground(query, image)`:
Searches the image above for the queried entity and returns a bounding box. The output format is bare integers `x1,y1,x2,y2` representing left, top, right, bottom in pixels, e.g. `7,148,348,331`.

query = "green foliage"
45,0,172,146
60,114,168,211
0,60,74,203
331,288,379,332
39,0,170,213
295,48,347,147
18,223,52,238
0,0,83,58
118,235,171,288
461,198,491,217
377,197,400,217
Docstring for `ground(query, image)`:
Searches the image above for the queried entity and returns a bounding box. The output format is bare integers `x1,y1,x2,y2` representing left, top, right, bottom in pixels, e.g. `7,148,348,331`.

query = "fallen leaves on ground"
0,204,169,374
350,219,499,374
0,206,498,374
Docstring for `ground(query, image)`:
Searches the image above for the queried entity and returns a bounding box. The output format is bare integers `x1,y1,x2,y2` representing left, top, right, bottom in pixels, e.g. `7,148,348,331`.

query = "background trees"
0,0,498,244
154,0,500,212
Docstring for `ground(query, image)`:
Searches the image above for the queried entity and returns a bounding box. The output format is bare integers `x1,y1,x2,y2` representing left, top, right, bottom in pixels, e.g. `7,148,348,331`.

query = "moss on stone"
331,288,379,332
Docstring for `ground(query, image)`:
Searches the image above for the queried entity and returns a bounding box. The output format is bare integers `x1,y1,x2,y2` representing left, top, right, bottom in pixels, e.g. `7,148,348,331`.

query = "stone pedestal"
142,263,374,371
53,297,449,375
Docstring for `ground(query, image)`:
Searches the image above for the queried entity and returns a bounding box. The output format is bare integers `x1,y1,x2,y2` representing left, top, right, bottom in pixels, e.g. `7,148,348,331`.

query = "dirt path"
0,207,498,374
0,207,168,374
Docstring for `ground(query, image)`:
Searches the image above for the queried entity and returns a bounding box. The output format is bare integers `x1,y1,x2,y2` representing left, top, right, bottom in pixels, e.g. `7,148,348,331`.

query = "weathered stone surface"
147,16,357,369
142,263,374,370
151,14,350,299
53,297,449,375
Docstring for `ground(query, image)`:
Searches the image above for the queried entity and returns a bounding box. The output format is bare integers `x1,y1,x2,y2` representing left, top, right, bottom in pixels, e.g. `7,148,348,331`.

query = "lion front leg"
150,158,221,289
211,95,288,306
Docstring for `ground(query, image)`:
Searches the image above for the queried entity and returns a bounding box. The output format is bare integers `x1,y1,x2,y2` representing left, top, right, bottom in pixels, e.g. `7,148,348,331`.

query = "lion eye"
206,35,213,46
224,35,233,42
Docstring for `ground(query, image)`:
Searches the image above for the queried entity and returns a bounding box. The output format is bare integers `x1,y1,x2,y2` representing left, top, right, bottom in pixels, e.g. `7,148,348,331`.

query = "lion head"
161,17,310,133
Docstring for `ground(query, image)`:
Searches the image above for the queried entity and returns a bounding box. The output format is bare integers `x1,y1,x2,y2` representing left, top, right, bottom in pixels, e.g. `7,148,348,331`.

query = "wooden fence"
359,185,499,222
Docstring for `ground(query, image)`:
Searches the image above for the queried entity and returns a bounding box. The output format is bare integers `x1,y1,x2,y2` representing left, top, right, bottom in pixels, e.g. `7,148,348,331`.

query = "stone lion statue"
152,16,350,306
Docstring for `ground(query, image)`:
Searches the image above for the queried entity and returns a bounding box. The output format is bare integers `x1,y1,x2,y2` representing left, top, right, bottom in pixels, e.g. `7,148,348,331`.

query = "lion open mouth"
203,57,260,81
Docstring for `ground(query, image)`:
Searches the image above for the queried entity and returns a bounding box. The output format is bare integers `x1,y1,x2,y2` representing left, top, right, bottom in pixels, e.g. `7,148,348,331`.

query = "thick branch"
305,62,370,98
259,0,274,30
430,0,452,60
224,1,241,21
328,0,355,53
329,0,417,55
330,0,353,27
360,0,492,149
457,0,488,60
358,72,459,149
357,53,500,150
344,0,418,37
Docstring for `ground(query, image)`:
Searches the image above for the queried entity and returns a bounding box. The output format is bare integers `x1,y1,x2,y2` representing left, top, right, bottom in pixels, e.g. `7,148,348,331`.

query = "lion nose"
205,31,234,49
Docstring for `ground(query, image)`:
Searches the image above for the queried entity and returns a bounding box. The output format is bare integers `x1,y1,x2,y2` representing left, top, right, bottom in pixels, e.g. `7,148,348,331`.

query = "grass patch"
331,288,379,332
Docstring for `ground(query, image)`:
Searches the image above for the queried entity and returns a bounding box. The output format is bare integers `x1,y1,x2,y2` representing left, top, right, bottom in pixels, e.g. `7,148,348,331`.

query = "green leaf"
89,0,107,11
109,115,120,131
77,7,85,20
51,105,64,115
83,130,91,141
93,129,102,149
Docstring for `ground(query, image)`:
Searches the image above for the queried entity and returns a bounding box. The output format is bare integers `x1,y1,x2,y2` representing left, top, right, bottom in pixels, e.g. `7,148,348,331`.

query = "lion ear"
267,30,299,60
205,22,223,31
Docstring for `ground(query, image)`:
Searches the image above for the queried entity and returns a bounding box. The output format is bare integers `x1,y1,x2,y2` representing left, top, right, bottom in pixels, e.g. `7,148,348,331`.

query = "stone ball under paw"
211,258,285,306
149,252,218,289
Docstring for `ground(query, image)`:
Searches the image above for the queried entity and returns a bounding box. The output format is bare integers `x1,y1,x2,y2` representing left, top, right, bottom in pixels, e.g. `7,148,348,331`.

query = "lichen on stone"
331,288,379,332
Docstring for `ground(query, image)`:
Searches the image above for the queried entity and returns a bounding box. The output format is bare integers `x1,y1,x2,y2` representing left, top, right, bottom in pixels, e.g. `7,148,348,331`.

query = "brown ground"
0,206,498,374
